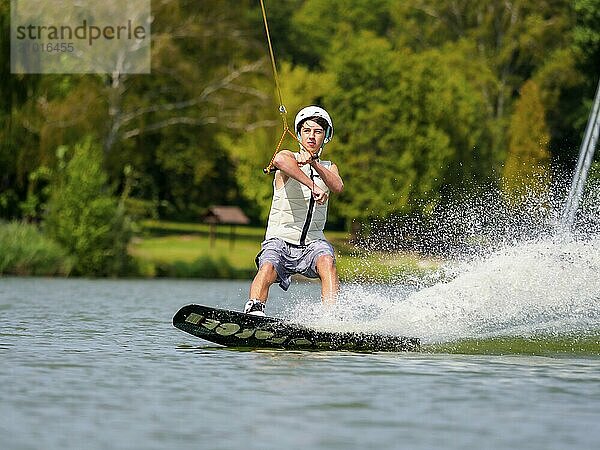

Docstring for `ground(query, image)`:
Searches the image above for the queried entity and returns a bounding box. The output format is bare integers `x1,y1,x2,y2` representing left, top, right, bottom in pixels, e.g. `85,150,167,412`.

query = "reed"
0,221,73,276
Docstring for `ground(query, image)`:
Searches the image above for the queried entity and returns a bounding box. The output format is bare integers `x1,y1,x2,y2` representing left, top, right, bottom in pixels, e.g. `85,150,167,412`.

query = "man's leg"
315,255,339,305
249,262,278,302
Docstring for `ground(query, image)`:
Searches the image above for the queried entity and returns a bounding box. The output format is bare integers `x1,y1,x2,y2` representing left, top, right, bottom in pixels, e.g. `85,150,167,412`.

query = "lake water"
2,236,600,450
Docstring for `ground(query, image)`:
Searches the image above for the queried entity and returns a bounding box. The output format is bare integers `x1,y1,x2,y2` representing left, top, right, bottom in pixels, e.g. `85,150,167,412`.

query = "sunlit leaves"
503,80,551,205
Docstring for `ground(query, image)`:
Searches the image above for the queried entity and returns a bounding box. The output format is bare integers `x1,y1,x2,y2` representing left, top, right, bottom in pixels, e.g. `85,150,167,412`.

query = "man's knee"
257,262,277,280
316,254,336,274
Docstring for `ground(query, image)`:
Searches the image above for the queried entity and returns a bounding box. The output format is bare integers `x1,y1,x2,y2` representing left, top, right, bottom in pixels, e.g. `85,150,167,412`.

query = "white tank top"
265,161,332,245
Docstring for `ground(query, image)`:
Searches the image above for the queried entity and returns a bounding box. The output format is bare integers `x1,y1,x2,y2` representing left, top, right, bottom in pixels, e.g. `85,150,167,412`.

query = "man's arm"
310,160,344,194
294,149,344,194
273,150,328,204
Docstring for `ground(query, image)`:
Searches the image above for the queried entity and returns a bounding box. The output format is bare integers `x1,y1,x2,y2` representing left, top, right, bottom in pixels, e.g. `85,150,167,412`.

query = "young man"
244,106,344,316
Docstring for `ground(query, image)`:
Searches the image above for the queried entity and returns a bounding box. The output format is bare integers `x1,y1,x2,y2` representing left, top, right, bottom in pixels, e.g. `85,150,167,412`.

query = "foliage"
324,31,493,225
1,0,269,223
1,0,598,247
502,80,551,204
44,139,132,276
0,221,72,276
573,0,600,69
288,0,393,68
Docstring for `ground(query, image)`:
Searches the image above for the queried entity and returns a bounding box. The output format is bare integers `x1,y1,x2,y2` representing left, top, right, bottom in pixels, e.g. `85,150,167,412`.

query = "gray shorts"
255,237,335,291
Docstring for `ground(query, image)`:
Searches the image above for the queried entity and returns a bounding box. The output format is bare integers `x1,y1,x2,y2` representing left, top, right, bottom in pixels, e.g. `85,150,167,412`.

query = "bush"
44,139,133,276
0,221,72,276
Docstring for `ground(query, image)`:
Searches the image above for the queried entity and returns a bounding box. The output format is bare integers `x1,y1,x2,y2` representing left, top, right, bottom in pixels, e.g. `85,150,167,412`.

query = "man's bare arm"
310,160,343,194
293,149,344,193
273,150,328,204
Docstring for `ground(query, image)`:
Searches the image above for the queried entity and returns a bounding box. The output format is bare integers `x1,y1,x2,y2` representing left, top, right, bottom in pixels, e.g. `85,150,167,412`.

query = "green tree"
1,1,271,222
323,30,493,226
502,80,551,204
288,0,393,68
0,0,44,219
573,0,600,72
389,1,576,155
44,139,132,276
3,0,597,238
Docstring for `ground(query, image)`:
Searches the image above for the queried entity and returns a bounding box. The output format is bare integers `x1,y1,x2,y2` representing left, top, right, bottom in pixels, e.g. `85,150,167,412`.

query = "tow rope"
259,0,312,173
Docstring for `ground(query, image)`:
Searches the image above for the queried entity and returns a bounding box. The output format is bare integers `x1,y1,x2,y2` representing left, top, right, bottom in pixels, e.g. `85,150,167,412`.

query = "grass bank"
424,335,600,356
129,220,440,281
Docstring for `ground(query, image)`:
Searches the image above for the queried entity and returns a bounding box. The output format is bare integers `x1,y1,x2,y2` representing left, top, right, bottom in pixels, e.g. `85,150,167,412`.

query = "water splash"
284,236,600,344
381,236,600,343
284,183,600,346
561,78,600,228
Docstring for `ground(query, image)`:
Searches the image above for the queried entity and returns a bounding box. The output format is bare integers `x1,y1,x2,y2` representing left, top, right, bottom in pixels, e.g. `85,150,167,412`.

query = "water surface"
1,277,598,450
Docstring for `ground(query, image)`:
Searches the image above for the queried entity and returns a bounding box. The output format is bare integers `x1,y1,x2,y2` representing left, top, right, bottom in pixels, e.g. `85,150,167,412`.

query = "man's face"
300,119,325,154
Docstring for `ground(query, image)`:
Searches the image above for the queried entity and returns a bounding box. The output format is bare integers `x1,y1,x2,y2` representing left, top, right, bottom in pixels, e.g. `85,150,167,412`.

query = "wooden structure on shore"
204,206,250,248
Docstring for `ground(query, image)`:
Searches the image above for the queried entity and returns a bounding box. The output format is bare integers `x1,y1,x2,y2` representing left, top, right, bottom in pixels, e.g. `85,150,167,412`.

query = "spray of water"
284,181,600,345
561,78,600,228
380,236,600,343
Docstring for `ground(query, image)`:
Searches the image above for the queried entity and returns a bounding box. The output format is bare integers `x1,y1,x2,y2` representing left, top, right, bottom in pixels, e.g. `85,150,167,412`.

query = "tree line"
1,1,599,258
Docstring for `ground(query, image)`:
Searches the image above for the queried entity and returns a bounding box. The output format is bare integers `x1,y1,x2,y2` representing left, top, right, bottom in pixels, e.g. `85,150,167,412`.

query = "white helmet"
294,106,334,144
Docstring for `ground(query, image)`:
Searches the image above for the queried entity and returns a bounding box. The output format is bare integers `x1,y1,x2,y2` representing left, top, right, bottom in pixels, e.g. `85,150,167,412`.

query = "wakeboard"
173,304,420,352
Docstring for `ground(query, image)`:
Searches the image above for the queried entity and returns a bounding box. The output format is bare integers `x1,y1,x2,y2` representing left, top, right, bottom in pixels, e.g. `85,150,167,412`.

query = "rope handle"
263,127,318,173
